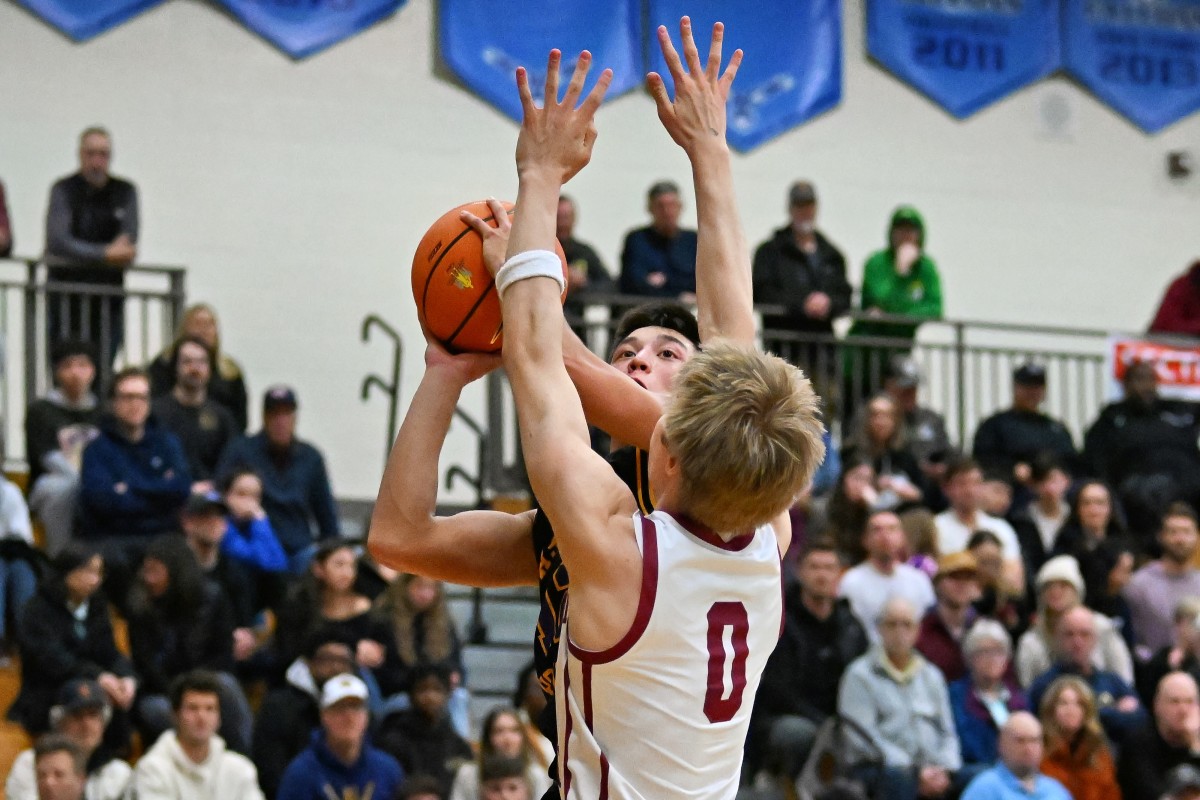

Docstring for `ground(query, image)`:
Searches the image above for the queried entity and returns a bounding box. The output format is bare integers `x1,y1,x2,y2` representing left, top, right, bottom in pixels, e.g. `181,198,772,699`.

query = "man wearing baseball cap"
217,385,339,575
973,362,1078,487
275,673,404,800
4,679,131,800
916,552,983,682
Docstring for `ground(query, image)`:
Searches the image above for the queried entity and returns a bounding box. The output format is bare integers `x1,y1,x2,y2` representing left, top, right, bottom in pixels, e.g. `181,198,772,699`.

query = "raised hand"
646,17,742,153
515,49,613,184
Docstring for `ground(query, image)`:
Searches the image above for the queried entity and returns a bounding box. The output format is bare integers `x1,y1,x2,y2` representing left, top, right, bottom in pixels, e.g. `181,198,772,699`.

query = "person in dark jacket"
217,385,338,575
1118,671,1200,800
125,534,250,753
1150,261,1200,338
557,195,614,334
747,540,868,790
973,363,1078,487
148,303,249,432
7,543,136,754
78,367,190,602
618,180,697,300
253,629,358,798
277,673,405,800
1008,455,1072,596
150,336,237,488
377,666,472,796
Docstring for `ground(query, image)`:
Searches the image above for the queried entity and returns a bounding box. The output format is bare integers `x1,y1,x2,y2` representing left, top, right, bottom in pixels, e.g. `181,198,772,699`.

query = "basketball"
412,200,569,354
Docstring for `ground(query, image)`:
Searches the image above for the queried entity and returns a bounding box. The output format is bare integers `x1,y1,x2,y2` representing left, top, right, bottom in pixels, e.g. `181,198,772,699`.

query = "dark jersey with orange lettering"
530,444,653,745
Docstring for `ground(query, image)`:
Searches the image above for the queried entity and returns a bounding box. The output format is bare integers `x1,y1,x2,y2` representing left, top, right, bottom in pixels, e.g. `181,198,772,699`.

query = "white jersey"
555,509,783,800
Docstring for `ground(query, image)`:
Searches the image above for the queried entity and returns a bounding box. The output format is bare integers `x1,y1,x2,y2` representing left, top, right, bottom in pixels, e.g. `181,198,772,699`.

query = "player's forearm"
562,321,661,450
507,169,560,262
691,144,755,344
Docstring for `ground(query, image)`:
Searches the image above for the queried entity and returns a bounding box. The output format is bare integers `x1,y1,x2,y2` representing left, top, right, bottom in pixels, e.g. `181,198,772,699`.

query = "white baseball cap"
320,673,369,710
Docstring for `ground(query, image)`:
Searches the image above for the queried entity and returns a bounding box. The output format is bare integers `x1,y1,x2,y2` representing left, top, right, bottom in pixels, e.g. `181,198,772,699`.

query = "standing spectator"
752,180,851,386
217,385,338,575
1125,503,1200,654
377,666,472,795
0,177,12,257
556,195,613,331
935,458,1024,595
5,679,131,800
1037,676,1121,800
917,551,982,682
448,707,551,800
748,540,868,790
1008,456,1072,591
959,712,1070,800
8,544,136,745
130,670,263,800
25,341,102,556
0,473,37,654
151,336,237,490
44,127,138,366
618,180,697,300
276,673,405,800
1051,481,1136,631
1150,261,1200,337
78,368,190,599
1015,555,1134,687
838,510,936,642
839,597,963,800
31,736,87,800
843,393,928,511
1084,361,1200,542
949,620,1029,771
1027,606,1145,743
1118,672,1200,800
148,304,249,431
972,364,1077,486
1139,597,1200,705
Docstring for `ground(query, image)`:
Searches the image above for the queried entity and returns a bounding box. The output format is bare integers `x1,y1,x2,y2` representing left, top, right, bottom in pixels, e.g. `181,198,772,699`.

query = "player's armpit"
563,320,662,450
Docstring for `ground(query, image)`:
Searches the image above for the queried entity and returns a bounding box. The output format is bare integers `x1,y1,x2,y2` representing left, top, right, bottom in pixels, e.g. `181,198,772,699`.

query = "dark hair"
46,541,103,602
50,340,95,371
1068,480,1126,536
34,733,86,776
647,180,680,202
396,775,446,799
302,625,357,660
480,753,528,784
799,538,839,563
169,669,223,711
217,465,261,494
967,530,1003,550
942,455,980,484
1124,360,1156,383
107,366,149,399
169,335,216,382
1030,452,1068,484
410,664,451,691
611,302,701,351
137,535,207,621
512,660,540,710
1164,502,1199,527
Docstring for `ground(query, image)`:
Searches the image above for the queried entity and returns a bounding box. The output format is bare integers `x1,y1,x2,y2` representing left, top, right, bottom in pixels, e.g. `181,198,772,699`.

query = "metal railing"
0,256,186,466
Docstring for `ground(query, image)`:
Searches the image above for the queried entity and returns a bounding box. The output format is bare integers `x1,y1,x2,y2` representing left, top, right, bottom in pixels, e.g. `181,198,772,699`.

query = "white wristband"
495,250,565,300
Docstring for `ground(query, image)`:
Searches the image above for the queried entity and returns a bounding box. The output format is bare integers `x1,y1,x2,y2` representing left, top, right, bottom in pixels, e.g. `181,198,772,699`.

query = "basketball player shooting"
491,44,826,799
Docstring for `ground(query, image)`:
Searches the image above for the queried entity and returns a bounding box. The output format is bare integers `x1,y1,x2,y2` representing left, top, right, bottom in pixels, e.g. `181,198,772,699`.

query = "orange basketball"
412,200,569,354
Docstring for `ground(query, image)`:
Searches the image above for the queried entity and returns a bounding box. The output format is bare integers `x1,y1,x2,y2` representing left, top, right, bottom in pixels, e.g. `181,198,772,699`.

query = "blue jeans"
0,557,38,642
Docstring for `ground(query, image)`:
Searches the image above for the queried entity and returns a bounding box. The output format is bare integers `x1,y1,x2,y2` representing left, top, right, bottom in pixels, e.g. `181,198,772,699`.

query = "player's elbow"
366,511,433,573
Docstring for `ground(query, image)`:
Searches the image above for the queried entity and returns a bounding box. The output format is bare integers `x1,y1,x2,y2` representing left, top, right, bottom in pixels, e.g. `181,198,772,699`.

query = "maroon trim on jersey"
673,512,755,552
562,664,574,796
600,752,611,799
778,552,786,640
568,515,659,665
582,663,594,728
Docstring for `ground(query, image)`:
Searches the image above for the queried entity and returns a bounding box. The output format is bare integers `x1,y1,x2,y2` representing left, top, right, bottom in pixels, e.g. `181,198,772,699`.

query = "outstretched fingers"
657,24,686,84
706,22,724,81
719,49,743,94
516,66,537,118
562,50,592,108
544,49,562,106
679,16,704,77
578,67,613,117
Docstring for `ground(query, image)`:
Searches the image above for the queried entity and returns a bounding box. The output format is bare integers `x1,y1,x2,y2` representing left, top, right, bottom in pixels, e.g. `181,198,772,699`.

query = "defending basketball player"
493,46,825,797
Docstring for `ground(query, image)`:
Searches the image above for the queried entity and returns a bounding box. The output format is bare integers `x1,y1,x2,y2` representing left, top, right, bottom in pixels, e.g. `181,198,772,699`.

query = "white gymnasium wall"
1,0,1197,502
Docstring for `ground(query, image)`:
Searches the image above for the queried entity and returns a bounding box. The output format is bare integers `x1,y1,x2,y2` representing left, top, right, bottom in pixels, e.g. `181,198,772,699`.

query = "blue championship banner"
647,0,843,152
440,0,643,122
15,0,166,41
1064,0,1200,132
867,0,1060,118
216,0,407,59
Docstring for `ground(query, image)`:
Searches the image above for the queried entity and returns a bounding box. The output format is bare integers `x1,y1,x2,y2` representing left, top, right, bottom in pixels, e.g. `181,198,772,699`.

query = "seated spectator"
1084,360,1200,542
1008,455,1072,592
843,393,928,511
1016,556,1134,686
0,473,37,654
979,469,1016,520
972,364,1078,487
1118,671,1200,800
0,177,11,257
129,670,263,799
510,663,554,772
79,367,190,601
448,707,551,800
1125,502,1200,656
748,540,868,790
377,666,472,796
219,466,288,574
1139,597,1200,706
839,597,964,800
970,531,1029,639
1164,765,1200,800
478,755,532,800
1052,481,1135,622
217,386,339,575
125,535,251,753
274,540,406,699
838,510,936,642
936,458,1024,595
276,673,404,800
809,454,875,564
5,679,131,800
252,628,357,798
900,508,940,578
556,195,614,331
1149,260,1200,338
959,712,1069,800
398,775,446,800
151,336,237,490
44,127,137,366
879,356,954,486
149,303,248,431
375,573,469,735
1037,676,1120,800
618,180,697,300
1028,606,1145,744
918,551,982,682
25,340,101,556
950,620,1029,771
8,544,136,747
31,736,87,800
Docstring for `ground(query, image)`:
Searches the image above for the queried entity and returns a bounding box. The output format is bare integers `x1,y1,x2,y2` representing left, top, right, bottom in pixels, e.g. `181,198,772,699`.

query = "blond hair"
663,341,825,536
